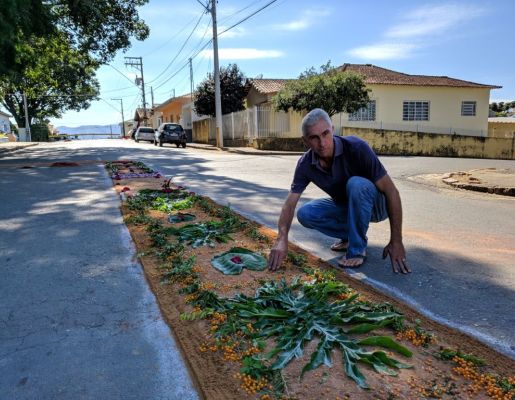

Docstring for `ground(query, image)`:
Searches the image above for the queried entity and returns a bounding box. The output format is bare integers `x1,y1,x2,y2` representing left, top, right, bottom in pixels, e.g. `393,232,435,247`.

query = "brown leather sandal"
330,240,349,252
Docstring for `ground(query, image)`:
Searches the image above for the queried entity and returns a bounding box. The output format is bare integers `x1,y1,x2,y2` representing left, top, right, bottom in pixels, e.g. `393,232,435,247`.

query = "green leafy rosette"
211,247,267,275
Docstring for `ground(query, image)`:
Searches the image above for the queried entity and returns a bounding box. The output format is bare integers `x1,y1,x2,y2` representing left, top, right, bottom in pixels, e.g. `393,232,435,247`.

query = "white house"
0,110,12,134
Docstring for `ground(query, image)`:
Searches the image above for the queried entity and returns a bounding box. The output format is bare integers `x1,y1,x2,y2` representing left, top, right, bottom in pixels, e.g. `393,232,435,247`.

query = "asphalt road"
0,145,200,399
1,140,514,365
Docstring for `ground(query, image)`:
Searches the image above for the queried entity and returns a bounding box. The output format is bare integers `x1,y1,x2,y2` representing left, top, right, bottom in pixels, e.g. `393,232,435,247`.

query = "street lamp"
111,98,125,138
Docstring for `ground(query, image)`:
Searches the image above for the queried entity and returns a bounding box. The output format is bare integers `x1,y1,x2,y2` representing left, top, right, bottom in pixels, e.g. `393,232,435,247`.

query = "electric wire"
142,13,202,57
146,10,208,85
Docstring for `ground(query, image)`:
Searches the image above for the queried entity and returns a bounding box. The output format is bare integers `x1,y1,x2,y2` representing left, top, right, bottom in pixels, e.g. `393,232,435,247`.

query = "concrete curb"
0,142,39,154
187,142,304,156
442,171,515,196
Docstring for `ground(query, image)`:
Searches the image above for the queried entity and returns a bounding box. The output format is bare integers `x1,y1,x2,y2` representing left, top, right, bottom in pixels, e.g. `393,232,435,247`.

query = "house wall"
246,88,269,107
155,98,190,125
192,118,215,143
345,84,491,136
0,114,11,133
253,130,514,160
488,122,515,138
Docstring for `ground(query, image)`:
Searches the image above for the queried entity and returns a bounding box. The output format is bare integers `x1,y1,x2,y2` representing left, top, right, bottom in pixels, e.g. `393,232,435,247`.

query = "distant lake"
58,133,122,140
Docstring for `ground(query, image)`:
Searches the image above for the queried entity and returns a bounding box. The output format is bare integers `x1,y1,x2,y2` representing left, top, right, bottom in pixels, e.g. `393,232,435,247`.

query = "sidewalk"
186,141,304,156
0,162,199,399
0,142,39,153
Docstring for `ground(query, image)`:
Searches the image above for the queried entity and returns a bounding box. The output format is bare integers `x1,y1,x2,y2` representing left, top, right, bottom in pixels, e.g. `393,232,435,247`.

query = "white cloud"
386,4,485,38
275,8,331,31
218,26,246,38
347,3,485,61
348,43,418,60
200,48,284,60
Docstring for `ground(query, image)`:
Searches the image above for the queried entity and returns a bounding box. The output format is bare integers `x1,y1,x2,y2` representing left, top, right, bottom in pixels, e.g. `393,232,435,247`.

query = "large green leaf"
211,247,267,275
172,221,233,248
358,336,412,357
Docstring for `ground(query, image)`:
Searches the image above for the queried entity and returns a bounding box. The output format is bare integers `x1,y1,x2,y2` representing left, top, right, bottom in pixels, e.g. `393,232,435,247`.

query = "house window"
349,101,376,121
403,101,429,121
461,101,477,116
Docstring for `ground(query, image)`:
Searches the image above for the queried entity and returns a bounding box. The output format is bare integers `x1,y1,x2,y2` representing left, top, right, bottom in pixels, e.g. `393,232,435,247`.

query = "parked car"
134,127,156,143
154,123,187,148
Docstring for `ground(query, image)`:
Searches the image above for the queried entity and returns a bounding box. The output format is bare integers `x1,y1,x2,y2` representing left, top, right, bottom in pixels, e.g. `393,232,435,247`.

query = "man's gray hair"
301,108,332,137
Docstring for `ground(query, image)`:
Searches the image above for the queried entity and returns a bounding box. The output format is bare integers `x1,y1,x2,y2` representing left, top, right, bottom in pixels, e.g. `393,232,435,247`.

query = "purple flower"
230,256,243,264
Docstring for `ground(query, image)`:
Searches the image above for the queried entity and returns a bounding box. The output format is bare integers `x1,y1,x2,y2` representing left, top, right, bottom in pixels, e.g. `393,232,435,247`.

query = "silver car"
134,127,156,143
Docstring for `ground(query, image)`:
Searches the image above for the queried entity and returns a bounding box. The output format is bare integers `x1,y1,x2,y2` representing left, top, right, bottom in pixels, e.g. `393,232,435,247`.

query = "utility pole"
23,92,31,142
150,87,155,108
111,98,125,137
189,57,194,100
210,0,223,147
124,56,147,121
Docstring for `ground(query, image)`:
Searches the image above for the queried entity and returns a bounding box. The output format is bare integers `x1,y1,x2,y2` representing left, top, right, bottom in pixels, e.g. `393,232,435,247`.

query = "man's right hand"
268,239,288,271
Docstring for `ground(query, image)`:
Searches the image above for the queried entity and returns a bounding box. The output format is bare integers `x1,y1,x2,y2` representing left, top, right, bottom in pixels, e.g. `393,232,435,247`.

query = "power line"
109,64,138,87
147,10,208,85
218,0,278,37
108,0,280,99
142,13,203,57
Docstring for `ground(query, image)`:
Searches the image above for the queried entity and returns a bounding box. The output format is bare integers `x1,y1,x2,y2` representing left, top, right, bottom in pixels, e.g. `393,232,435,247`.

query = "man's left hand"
382,241,411,274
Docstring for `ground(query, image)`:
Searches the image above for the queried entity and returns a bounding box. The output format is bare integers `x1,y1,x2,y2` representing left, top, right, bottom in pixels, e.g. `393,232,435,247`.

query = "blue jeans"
296,177,388,258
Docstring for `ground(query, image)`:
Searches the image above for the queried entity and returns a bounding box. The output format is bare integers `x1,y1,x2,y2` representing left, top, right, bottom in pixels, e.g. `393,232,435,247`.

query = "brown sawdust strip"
111,168,514,400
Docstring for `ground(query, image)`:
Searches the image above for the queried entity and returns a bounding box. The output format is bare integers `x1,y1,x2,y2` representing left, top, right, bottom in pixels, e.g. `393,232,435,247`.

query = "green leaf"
211,247,267,275
358,336,412,357
345,319,393,334
301,336,333,377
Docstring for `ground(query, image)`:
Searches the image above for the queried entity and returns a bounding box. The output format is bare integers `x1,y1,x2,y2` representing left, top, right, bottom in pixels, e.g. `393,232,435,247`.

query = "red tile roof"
339,64,501,89
246,65,501,94
246,79,291,94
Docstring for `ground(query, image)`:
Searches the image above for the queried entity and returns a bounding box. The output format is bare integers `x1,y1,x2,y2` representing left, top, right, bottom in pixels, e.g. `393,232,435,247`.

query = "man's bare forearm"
277,202,295,241
384,186,403,243
276,192,301,241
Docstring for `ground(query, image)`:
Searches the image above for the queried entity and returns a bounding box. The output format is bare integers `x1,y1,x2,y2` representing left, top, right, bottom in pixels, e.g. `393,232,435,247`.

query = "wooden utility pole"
124,57,147,120
111,98,125,137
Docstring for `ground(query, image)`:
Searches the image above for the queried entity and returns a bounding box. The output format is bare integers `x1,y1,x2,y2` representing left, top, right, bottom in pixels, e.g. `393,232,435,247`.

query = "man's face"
303,118,334,159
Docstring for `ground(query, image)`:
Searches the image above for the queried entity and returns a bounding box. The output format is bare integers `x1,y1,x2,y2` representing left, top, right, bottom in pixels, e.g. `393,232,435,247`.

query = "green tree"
0,0,149,77
194,64,247,117
490,102,499,112
273,62,370,116
0,34,100,128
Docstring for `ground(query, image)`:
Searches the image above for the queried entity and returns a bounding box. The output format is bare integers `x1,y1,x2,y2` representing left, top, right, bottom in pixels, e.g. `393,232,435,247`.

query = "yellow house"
337,64,500,137
153,94,191,127
488,117,515,138
245,64,501,138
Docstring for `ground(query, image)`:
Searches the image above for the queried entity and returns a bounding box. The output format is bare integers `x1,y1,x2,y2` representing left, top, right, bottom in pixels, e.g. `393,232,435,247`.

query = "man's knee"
346,176,375,198
296,204,313,228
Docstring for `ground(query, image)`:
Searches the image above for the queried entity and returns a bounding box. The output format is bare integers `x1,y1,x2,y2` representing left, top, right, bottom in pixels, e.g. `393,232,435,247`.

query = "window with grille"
461,101,476,116
349,100,376,121
403,101,429,121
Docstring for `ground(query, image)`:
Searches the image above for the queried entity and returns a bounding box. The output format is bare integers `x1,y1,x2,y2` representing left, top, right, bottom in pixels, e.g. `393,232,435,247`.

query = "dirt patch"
110,161,514,400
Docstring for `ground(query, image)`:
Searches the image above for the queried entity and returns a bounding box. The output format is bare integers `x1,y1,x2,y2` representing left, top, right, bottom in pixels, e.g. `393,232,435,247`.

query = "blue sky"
49,0,514,127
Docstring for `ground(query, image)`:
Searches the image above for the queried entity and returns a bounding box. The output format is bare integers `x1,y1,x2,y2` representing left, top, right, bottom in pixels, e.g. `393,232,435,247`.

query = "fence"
193,106,487,143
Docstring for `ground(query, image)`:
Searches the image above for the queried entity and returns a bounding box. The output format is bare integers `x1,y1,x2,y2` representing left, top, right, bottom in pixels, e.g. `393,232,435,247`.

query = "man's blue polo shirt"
290,135,387,205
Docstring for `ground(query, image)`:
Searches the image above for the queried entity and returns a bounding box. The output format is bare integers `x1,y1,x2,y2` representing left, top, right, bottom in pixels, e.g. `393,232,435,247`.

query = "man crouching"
267,108,411,274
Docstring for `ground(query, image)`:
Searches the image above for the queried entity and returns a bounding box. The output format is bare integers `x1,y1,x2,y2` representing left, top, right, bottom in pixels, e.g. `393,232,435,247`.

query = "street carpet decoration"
211,247,267,275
